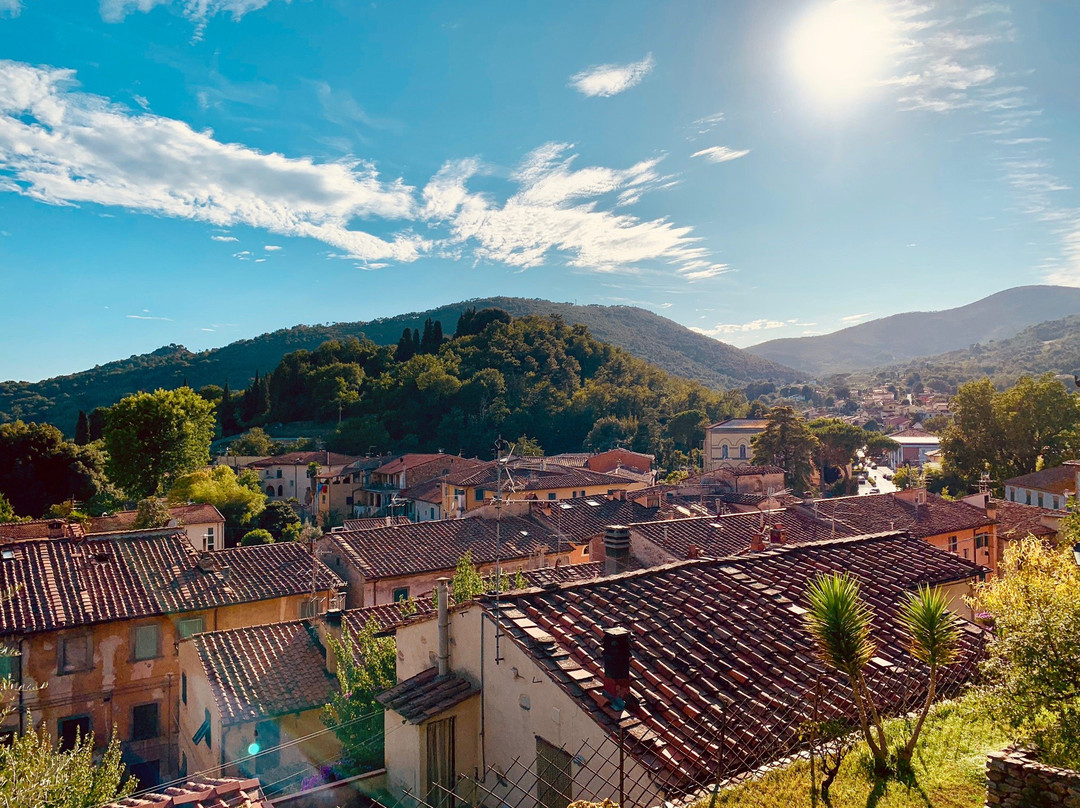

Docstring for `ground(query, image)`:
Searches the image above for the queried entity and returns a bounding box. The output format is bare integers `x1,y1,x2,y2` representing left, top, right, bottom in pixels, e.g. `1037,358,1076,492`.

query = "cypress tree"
395,328,416,362
74,410,90,445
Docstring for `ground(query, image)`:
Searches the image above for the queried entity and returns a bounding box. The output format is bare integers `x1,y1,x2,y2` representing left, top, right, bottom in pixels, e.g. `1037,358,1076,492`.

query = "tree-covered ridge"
233,312,749,460
0,297,797,435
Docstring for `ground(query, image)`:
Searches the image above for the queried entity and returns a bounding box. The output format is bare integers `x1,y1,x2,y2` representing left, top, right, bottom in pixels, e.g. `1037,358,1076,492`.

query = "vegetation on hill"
0,297,797,434
747,285,1080,376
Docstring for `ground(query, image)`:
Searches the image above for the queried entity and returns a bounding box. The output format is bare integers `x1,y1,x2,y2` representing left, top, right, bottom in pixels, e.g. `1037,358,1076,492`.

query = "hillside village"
1,310,1079,808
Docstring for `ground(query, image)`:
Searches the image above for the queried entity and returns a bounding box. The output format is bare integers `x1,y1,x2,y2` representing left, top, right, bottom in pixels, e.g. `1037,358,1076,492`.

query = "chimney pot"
603,525,631,576
750,531,765,553
686,543,700,560
602,627,632,710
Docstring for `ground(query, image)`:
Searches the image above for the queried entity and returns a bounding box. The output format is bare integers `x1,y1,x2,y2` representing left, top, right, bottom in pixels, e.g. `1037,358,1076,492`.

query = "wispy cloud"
691,146,750,164
570,54,654,98
0,0,21,17
211,235,238,242
692,319,787,337
127,313,173,321
99,0,279,25
841,312,872,323
264,244,281,251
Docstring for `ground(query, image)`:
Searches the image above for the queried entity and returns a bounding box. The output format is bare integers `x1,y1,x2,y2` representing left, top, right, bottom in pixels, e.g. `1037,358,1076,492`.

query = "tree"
0,722,135,808
133,497,171,529
73,411,90,446
229,427,274,457
87,408,108,443
751,406,819,494
257,500,301,542
666,409,708,453
970,534,1080,766
322,618,397,772
395,328,417,362
104,388,215,499
585,416,637,452
167,465,266,544
809,419,866,493
326,416,390,455
241,528,274,546
514,434,544,457
0,493,21,524
0,421,108,518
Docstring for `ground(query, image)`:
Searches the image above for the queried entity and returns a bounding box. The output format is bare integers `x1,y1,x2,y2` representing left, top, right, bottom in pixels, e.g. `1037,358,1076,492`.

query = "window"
177,616,205,640
475,488,486,502
0,653,17,683
130,760,160,788
205,527,215,551
265,485,275,496
277,485,284,496
1052,496,1060,510
58,634,92,674
131,702,159,741
964,549,969,559
1026,491,1032,505
392,587,410,602
255,720,281,772
345,496,354,506
1038,493,1044,508
536,736,572,808
181,672,187,705
132,624,160,661
58,716,90,751
975,534,988,550
426,717,456,808
581,544,590,556
276,469,283,478
739,444,747,459
300,598,321,619
192,708,212,749
721,445,729,459
948,535,958,553
1008,488,1015,502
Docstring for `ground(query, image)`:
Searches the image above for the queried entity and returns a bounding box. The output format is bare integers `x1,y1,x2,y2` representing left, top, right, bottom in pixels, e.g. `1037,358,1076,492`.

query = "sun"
788,0,900,107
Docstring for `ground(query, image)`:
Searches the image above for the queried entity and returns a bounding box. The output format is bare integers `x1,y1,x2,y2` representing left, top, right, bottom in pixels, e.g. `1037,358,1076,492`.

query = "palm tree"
896,585,960,764
804,572,890,775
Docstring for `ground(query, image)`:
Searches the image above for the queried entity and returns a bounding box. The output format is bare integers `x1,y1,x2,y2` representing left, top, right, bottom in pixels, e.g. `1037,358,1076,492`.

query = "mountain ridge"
0,297,799,433
745,285,1080,376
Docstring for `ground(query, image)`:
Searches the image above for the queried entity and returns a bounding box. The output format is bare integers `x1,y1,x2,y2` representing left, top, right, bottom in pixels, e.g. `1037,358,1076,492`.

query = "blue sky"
1,0,1079,381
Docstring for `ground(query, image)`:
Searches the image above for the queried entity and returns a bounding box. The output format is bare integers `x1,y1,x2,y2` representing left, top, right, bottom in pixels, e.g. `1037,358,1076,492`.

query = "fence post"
706,704,726,808
619,724,625,808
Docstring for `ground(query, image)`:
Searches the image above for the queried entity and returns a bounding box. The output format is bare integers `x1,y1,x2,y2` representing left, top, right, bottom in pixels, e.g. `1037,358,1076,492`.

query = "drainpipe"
436,577,451,676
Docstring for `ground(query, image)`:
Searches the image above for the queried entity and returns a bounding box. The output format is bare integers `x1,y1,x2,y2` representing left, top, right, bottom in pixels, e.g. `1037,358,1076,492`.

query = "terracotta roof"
490,532,986,792
0,531,343,635
374,453,453,476
377,666,479,724
531,498,667,544
400,478,444,505
629,509,858,559
105,777,272,808
706,418,769,430
1004,464,1078,496
0,518,83,541
341,516,411,531
520,562,607,588
247,452,356,468
344,601,436,635
191,620,337,725
85,503,225,535
546,453,591,467
709,464,786,477
799,492,993,540
325,516,577,580
991,498,1062,540
444,462,637,492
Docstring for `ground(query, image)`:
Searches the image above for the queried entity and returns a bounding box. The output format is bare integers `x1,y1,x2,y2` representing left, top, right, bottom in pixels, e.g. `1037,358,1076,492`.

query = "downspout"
436,578,450,676
17,637,24,735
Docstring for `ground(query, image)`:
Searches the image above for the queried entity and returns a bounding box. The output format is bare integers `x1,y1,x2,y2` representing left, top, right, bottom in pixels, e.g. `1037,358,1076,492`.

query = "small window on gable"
548,493,556,500
948,535,958,553
1038,493,1044,508
177,616,205,640
393,587,410,602
1026,491,1031,505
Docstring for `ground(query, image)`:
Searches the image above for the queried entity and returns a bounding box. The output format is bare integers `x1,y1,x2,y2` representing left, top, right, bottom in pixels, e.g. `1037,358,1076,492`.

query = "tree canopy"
751,406,818,494
0,420,108,518
104,388,215,499
167,465,266,543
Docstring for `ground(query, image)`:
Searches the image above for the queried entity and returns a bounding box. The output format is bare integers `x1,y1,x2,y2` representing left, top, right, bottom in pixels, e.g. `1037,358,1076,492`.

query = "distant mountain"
887,312,1080,387
0,297,798,433
745,286,1080,376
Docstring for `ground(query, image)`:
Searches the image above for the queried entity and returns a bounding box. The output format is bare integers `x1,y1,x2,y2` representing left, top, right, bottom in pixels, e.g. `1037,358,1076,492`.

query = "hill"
745,285,1080,376
0,298,798,433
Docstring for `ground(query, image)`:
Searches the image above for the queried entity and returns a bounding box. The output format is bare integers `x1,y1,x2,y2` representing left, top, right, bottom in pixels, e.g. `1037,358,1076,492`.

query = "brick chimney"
603,525,631,576
601,627,632,711
750,531,765,552
686,543,700,560
769,523,786,544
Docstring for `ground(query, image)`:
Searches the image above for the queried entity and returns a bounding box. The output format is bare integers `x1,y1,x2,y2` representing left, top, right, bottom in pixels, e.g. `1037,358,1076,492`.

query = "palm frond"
898,585,960,667
804,572,876,678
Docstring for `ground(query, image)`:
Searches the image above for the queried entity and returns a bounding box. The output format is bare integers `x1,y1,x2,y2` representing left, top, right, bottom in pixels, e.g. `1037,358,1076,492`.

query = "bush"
240,528,274,546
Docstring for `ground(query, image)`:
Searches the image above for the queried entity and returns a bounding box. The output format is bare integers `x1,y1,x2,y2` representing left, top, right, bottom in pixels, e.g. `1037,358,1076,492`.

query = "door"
536,737,573,808
426,717,455,808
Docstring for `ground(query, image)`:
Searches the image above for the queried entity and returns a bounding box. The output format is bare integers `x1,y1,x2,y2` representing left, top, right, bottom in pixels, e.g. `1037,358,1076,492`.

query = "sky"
2,0,1080,382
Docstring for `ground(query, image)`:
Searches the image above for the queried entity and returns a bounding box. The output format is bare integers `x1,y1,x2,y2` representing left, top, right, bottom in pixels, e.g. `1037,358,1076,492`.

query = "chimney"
603,525,631,576
750,531,766,552
315,599,343,674
686,543,700,560
769,523,785,544
196,552,215,573
436,577,450,676
601,627,632,711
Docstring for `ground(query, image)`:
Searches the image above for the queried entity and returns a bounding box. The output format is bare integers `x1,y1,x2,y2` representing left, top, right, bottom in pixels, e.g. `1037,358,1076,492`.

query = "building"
379,532,986,808
884,428,941,468
983,496,1064,548
0,528,343,787
703,418,768,472
398,478,446,522
247,452,358,512
318,514,589,608
1003,461,1080,511
316,456,389,525
798,488,999,571
354,454,485,518
528,495,668,554
439,460,646,517
85,503,226,552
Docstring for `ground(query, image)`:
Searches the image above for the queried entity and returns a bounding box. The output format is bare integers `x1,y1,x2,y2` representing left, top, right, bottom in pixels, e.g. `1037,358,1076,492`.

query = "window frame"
131,702,160,742
392,586,410,603
177,616,206,640
131,623,161,662
57,633,93,675
58,715,91,751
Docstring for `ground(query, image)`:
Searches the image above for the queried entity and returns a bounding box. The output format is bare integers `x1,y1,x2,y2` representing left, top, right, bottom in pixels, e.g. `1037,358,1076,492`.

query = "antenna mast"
493,436,510,664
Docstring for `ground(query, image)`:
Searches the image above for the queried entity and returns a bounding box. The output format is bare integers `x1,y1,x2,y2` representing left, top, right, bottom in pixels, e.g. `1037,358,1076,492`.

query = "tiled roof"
1004,464,1078,496
546,453,591,467
799,492,993,540
191,621,337,725
344,601,436,635
531,498,667,544
248,452,356,468
377,666,479,724
706,418,769,430
374,453,450,475
991,498,1061,540
715,491,801,508
0,531,343,635
105,777,272,808
707,464,786,477
85,503,225,535
889,428,940,439
630,509,858,559
341,516,412,531
520,562,606,588
400,478,444,505
0,518,82,541
446,462,637,493
325,516,576,580
490,533,986,792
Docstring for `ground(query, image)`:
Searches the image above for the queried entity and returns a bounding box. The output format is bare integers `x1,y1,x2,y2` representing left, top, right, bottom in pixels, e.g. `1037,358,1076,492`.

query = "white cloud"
692,319,787,337
691,146,750,164
0,60,422,263
0,0,21,17
264,244,281,251
132,94,150,110
211,234,238,242
841,312,872,323
99,0,278,24
570,54,654,98
127,313,173,321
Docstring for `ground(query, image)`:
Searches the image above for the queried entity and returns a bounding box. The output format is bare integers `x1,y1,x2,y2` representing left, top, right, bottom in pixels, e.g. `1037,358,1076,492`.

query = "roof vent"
93,550,110,563
196,553,215,573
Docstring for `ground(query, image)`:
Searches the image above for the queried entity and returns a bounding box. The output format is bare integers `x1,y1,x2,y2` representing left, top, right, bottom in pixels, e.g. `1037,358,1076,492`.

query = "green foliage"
444,552,526,604
168,465,266,542
752,406,819,494
257,500,301,541
0,420,109,518
104,388,216,499
969,534,1080,767
666,409,709,452
0,720,135,808
326,415,391,455
228,427,274,456
73,411,90,446
809,418,885,493
133,497,171,529
514,434,544,457
0,494,21,524
892,466,915,490
240,528,274,546
322,619,397,773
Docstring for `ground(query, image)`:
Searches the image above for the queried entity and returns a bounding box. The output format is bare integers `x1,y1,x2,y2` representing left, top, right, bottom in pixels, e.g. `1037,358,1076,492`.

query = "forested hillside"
0,298,795,434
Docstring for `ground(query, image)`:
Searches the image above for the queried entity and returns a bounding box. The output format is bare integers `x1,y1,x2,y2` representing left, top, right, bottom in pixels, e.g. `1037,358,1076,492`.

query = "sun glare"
788,0,899,107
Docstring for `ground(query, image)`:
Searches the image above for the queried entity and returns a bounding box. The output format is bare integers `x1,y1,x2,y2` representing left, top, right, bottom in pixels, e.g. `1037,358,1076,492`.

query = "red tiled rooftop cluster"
531,497,667,544
800,492,992,539
105,777,272,808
